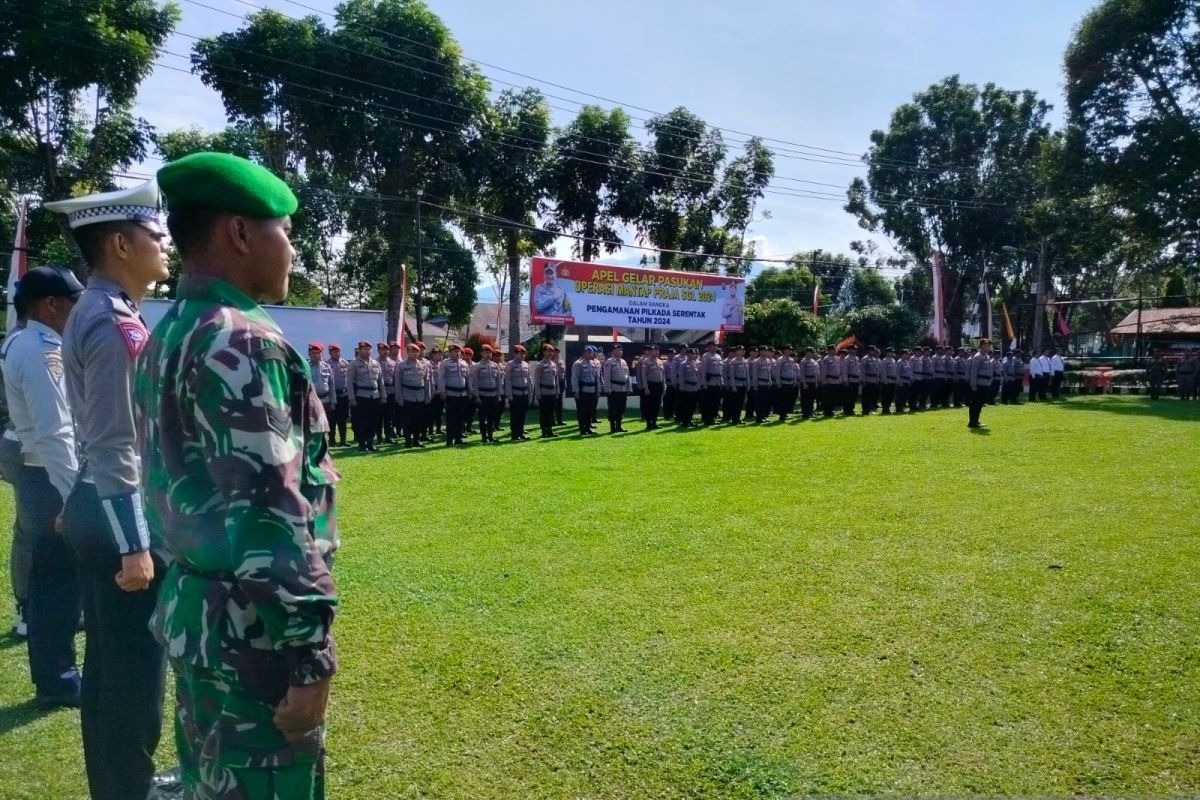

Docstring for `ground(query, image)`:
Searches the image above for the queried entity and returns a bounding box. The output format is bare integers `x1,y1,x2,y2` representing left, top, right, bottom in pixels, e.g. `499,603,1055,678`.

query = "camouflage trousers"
173,658,326,800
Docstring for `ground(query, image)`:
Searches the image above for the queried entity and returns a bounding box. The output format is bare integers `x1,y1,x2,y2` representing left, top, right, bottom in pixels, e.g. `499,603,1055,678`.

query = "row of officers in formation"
310,337,1057,446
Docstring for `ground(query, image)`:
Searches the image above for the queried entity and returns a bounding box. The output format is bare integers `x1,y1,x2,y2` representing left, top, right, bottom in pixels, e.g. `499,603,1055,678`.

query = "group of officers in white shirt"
306,337,1066,446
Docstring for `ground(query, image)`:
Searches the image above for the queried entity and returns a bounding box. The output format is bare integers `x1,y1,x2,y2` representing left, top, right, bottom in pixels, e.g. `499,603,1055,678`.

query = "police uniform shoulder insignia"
116,320,149,358
44,350,64,378
38,331,61,346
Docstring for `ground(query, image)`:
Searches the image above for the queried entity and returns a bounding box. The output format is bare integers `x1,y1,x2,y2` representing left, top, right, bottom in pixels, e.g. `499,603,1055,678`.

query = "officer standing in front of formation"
1,267,84,708
571,345,603,436
722,345,750,423
347,340,382,451
700,341,724,426
376,342,396,443
47,179,181,800
602,343,630,433
533,344,561,438
638,344,665,429
1050,348,1066,399
896,350,909,410
819,345,841,418
139,152,339,799
326,344,350,446
472,343,503,443
1038,349,1053,401
439,343,472,446
861,346,881,414
750,345,776,423
798,347,820,419
880,348,897,414
506,345,532,440
676,347,703,427
309,345,335,447
772,345,799,421
426,347,444,439
396,342,430,448
968,338,995,429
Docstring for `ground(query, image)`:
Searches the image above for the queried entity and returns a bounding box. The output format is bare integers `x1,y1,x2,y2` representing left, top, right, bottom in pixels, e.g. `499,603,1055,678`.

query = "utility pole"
414,189,423,342
1135,282,1144,364
1031,236,1048,354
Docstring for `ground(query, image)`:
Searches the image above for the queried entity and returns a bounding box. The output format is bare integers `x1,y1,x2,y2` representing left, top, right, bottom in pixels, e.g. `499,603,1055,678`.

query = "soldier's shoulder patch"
116,320,149,358
37,331,61,347
44,350,64,378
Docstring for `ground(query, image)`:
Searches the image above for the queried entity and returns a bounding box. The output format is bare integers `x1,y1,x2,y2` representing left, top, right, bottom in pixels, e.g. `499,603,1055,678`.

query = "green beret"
157,152,298,218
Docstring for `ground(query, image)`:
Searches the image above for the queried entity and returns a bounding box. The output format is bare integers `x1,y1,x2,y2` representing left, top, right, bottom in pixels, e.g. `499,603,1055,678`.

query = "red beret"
329,343,341,350
357,340,371,348
462,347,474,356
416,341,426,349
513,345,526,353
481,343,493,351
377,341,389,348
406,342,420,350
388,341,399,348
308,343,323,351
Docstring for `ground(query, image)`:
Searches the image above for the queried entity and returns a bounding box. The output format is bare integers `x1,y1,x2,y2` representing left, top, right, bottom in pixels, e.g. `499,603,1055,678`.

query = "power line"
211,0,987,175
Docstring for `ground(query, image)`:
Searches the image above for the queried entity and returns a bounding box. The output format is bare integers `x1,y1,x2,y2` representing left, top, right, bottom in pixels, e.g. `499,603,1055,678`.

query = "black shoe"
36,691,81,709
152,768,184,794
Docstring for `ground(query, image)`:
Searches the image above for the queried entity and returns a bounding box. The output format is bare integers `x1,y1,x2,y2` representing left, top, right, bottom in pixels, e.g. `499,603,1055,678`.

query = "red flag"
6,198,28,331
1054,304,1072,337
612,326,619,342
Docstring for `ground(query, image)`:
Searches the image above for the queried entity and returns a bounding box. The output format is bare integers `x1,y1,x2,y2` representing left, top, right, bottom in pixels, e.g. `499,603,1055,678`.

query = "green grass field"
0,395,1198,798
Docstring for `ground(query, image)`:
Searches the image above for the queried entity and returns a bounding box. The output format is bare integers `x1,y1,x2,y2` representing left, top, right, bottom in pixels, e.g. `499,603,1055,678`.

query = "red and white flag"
6,198,28,331
931,251,946,344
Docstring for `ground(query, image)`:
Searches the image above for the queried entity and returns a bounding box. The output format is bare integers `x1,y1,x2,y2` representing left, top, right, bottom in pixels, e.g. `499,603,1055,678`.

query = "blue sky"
132,0,1098,298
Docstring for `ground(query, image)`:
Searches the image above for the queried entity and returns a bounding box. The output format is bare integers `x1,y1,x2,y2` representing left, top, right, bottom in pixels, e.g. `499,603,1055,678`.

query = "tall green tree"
471,88,553,351
1065,0,1200,267
545,106,641,263
846,76,1050,344
838,267,897,311
308,0,489,339
746,264,817,305
725,299,823,350
0,0,178,271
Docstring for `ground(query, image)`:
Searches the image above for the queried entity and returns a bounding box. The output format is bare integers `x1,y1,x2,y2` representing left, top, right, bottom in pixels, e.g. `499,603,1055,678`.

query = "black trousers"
478,396,500,441
724,386,744,422
842,382,859,415
445,394,468,443
643,383,664,427
701,386,722,424
968,386,989,426
17,466,80,698
576,392,598,432
862,383,879,413
351,396,379,448
678,390,699,425
894,383,908,412
912,380,925,409
330,394,349,443
1051,372,1063,398
821,384,838,416
539,396,557,435
554,390,565,426
773,384,798,418
754,385,773,421
427,395,444,434
800,385,816,418
509,394,529,437
880,383,895,413
607,392,627,430
64,482,166,800
663,386,678,420
379,398,396,439
401,400,427,445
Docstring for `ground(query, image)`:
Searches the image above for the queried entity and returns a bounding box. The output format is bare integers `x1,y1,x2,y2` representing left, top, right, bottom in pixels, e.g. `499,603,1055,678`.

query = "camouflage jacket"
135,273,340,687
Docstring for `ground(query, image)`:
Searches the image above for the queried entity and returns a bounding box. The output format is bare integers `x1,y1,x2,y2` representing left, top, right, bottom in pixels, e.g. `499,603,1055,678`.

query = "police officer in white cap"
1,266,84,709
45,179,180,799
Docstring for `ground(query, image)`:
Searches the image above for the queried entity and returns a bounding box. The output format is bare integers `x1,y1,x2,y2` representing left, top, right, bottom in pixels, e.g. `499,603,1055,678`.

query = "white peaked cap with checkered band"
43,179,160,229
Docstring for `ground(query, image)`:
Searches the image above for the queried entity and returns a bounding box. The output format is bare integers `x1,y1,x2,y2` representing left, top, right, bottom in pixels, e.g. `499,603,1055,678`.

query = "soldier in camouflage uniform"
137,152,339,800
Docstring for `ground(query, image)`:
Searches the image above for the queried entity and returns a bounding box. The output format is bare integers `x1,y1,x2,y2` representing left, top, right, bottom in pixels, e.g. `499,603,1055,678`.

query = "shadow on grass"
1054,395,1200,422
0,700,53,736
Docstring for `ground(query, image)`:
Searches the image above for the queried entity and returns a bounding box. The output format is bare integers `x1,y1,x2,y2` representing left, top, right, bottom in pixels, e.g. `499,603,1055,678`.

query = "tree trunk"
506,230,521,354
944,270,964,346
